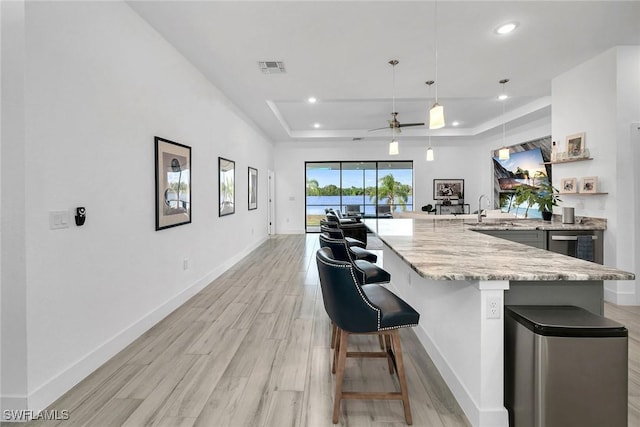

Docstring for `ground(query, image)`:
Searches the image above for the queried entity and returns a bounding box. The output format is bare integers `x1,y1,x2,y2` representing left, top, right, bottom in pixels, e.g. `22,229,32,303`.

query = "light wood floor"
14,234,640,426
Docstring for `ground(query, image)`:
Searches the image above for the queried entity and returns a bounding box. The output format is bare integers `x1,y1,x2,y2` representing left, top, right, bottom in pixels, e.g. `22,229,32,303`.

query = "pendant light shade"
498,78,510,160
389,139,399,155
429,103,445,130
428,0,445,129
426,146,434,161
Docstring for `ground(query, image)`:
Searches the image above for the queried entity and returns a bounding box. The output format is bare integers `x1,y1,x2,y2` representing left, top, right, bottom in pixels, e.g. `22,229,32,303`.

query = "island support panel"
383,246,510,427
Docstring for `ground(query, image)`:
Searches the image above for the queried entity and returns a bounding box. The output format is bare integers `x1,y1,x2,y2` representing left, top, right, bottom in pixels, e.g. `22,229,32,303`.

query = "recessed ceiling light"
308,97,317,104
498,94,508,101
452,121,460,127
495,22,519,35
313,123,321,128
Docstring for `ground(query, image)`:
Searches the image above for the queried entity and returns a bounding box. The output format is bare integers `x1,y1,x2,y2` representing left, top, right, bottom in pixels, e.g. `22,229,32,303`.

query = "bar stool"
320,225,366,249
315,247,420,424
318,234,389,283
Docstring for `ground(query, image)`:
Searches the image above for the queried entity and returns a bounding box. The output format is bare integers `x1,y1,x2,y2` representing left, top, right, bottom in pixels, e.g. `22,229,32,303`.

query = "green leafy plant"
533,181,561,213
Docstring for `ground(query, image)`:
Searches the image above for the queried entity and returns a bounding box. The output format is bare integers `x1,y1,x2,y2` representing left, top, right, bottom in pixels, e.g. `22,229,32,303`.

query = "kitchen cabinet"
475,229,547,249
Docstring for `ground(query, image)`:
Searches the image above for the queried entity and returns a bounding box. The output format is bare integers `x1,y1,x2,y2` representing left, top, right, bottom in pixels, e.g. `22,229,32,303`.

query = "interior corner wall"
552,46,639,305
6,1,275,413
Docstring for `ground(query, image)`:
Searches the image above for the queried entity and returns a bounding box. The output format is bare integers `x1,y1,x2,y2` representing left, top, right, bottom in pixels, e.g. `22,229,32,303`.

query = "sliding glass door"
305,161,413,232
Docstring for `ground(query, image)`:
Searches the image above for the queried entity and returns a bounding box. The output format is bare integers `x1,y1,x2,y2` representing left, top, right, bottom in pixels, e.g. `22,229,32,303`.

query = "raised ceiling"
128,1,640,143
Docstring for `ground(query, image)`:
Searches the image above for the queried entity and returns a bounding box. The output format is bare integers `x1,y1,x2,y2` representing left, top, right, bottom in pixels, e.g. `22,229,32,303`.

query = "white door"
268,170,275,235
632,123,640,303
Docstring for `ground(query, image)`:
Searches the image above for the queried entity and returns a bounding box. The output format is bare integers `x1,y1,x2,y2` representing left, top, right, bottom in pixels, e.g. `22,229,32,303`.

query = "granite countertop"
363,217,635,282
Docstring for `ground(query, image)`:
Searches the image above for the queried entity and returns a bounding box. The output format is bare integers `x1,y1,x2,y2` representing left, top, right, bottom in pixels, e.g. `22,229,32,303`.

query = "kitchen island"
363,217,634,427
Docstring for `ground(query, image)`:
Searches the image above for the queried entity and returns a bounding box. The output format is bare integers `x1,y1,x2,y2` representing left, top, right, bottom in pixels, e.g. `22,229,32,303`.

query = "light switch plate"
49,211,70,230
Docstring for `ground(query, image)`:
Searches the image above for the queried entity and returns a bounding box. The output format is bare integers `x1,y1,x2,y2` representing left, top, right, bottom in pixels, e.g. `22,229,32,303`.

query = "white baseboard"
20,235,269,414
604,287,637,306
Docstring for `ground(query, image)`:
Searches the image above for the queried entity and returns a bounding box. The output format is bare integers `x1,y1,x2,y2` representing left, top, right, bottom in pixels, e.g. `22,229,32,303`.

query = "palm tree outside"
369,174,411,212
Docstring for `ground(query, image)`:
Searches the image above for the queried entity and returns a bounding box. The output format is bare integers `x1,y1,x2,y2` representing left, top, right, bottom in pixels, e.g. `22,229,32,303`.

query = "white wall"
2,1,274,413
552,46,640,304
274,115,551,234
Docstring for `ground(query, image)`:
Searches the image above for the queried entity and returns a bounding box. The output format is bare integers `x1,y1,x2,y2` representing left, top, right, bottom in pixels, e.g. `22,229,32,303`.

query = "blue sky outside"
307,168,413,189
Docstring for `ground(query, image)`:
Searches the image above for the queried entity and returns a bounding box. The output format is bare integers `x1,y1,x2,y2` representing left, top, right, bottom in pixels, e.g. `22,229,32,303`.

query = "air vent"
258,61,286,74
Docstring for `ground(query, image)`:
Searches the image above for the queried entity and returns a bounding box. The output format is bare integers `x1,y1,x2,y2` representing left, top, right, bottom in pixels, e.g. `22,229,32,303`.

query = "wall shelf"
542,157,593,165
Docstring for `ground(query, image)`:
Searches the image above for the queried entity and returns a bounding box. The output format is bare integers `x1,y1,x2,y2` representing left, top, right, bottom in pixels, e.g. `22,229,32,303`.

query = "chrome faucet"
478,194,488,223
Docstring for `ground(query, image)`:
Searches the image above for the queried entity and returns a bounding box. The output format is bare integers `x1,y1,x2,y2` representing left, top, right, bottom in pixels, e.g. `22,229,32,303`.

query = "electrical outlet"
183,259,189,270
487,296,501,319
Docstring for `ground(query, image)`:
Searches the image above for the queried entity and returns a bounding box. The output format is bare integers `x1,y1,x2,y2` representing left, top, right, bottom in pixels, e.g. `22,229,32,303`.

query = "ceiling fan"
368,60,424,133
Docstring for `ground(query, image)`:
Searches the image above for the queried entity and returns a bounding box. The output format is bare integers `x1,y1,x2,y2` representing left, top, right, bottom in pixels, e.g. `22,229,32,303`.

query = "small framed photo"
581,176,598,193
248,167,258,210
155,136,191,231
560,177,577,194
433,179,464,200
219,157,235,216
566,132,585,157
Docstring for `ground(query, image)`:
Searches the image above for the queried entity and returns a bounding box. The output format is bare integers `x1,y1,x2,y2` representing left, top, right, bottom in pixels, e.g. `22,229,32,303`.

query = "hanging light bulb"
426,146,434,161
388,60,400,155
426,126,435,161
429,0,445,129
498,78,510,160
389,138,399,155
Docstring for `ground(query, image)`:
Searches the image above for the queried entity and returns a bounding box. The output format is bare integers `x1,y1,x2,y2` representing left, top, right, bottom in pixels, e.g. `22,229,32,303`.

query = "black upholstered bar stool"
319,232,376,263
318,234,389,283
315,247,420,424
320,225,366,249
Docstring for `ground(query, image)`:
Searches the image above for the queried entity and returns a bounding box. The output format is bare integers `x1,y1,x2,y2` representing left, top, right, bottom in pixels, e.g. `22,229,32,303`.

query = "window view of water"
305,161,414,231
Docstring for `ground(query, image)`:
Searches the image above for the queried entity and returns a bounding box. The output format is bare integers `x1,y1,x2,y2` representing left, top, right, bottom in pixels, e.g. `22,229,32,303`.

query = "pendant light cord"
434,0,439,103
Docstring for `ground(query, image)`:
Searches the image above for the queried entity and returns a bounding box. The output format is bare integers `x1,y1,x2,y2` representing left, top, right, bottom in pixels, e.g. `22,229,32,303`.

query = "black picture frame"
219,157,235,216
155,136,191,230
248,167,258,210
433,179,464,200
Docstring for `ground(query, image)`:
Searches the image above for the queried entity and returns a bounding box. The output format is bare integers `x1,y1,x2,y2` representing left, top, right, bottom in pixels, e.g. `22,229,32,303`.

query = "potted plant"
533,181,561,221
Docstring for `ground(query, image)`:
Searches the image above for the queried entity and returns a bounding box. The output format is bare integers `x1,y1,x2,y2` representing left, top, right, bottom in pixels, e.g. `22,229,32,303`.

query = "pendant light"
498,78,510,160
426,137,434,161
388,60,400,155
425,80,435,161
429,0,445,129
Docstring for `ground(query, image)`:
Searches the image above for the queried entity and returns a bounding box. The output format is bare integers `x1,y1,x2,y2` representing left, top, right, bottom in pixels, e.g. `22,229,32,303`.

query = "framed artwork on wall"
155,136,191,230
581,176,598,193
566,132,585,158
248,167,258,210
433,179,464,200
219,157,235,216
560,177,577,194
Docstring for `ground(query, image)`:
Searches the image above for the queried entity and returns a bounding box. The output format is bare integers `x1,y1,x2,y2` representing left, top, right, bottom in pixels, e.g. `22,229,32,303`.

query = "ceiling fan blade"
367,126,392,132
398,122,425,128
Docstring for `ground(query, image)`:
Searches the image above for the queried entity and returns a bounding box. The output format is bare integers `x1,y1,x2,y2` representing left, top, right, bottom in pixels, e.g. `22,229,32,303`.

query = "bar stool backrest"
316,247,381,333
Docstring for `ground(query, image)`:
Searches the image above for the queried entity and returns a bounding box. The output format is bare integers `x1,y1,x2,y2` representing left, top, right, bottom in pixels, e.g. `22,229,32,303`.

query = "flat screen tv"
493,147,549,191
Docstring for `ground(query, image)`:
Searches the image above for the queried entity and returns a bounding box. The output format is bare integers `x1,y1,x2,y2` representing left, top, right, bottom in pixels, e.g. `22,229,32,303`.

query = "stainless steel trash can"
505,305,627,427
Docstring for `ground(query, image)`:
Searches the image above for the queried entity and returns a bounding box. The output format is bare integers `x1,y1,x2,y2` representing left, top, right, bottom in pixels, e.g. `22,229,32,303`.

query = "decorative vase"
542,210,552,221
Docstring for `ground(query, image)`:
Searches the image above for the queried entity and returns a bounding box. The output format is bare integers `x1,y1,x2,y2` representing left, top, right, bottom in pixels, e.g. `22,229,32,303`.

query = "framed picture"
566,132,585,157
155,136,191,230
248,167,258,210
219,157,235,216
581,176,598,193
560,177,577,193
433,179,464,200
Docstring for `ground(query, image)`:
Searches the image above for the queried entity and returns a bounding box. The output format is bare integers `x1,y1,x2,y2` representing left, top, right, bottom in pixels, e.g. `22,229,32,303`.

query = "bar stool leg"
331,322,338,349
332,328,341,374
391,330,413,425
333,329,349,424
384,334,395,374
